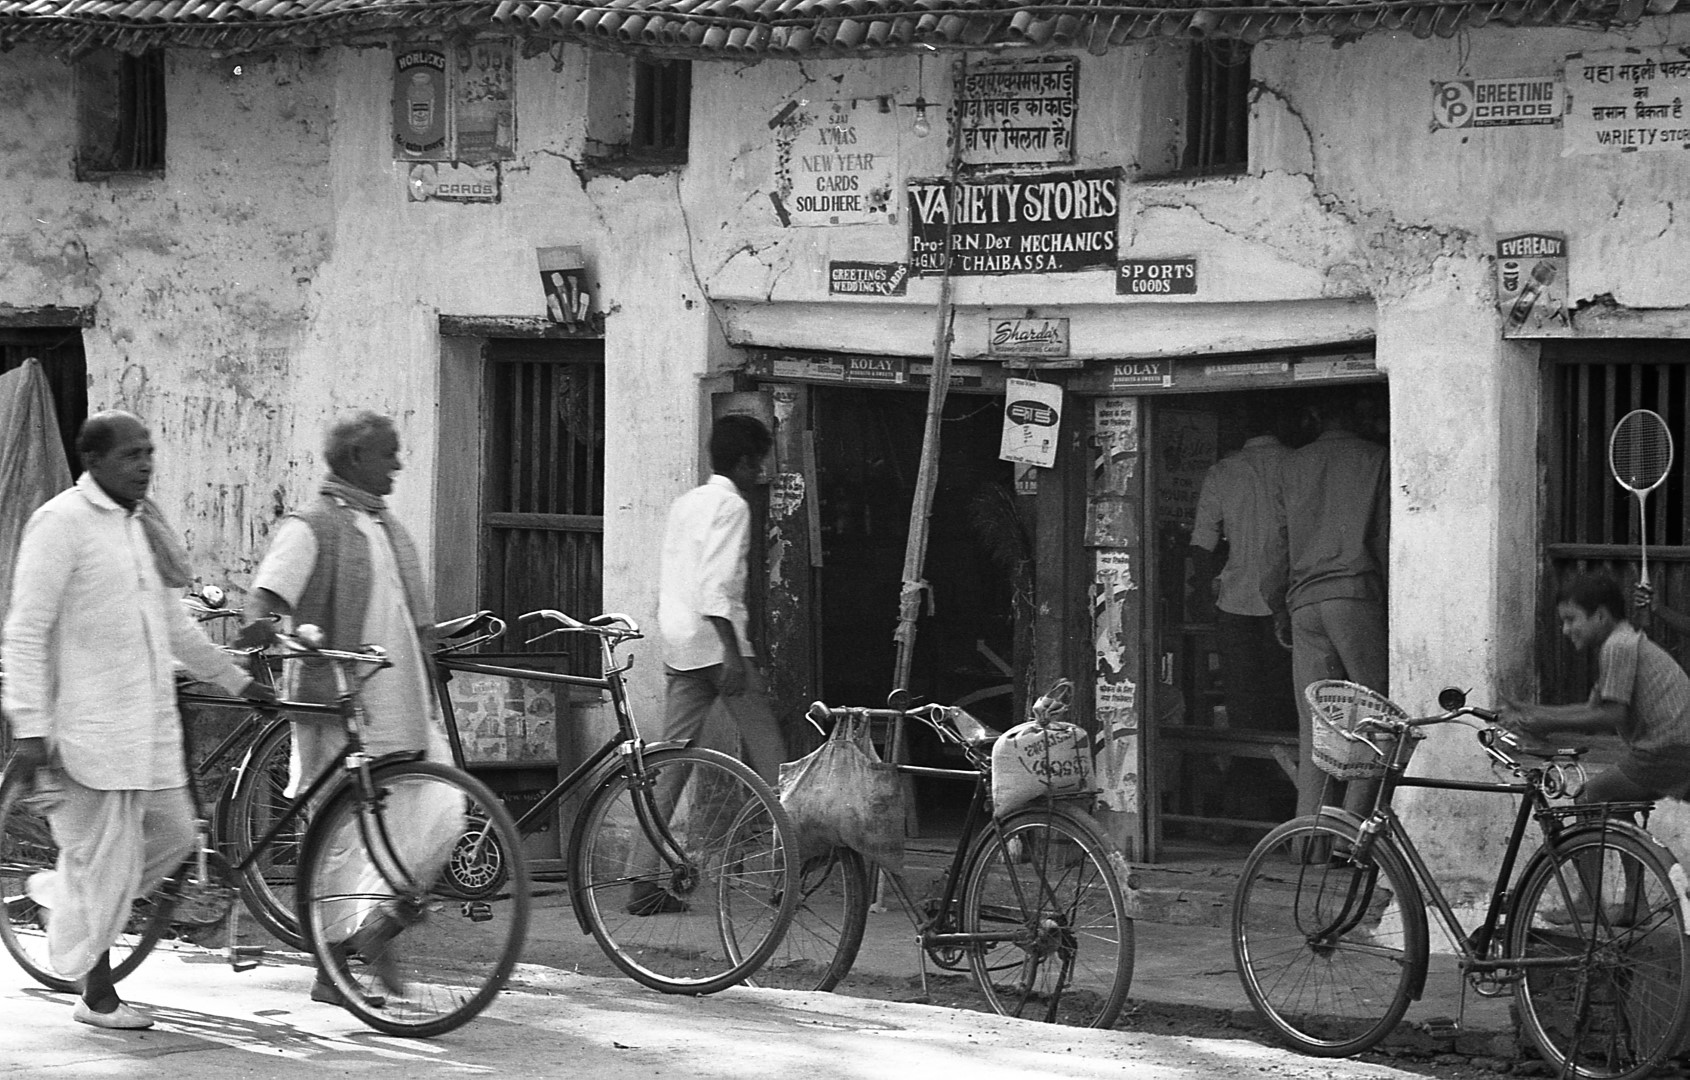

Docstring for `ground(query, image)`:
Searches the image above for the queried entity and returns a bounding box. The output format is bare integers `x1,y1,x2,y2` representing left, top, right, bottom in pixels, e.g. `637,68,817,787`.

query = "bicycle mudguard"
1549,818,1690,934
563,739,691,935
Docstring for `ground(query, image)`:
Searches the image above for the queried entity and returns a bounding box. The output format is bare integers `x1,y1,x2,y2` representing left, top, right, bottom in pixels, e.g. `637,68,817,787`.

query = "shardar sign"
909,168,1121,276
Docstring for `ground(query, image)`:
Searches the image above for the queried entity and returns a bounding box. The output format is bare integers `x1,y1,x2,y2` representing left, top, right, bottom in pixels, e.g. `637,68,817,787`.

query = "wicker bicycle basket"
1306,680,1417,781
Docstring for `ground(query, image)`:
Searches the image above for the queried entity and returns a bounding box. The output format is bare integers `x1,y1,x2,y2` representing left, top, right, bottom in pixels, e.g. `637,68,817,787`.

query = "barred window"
77,50,166,177
1180,42,1250,176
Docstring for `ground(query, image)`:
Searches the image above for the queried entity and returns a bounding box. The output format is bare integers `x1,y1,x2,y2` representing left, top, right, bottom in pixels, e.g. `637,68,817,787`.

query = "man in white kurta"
238,411,459,1005
3,411,264,1030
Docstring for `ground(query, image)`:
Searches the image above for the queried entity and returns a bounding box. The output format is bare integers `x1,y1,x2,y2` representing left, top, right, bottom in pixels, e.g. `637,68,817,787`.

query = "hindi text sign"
1000,379,1063,468
773,99,899,226
956,57,1079,167
909,168,1121,276
1565,47,1690,155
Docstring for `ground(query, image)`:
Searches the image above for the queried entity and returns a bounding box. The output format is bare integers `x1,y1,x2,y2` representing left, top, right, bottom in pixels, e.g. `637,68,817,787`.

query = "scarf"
317,473,432,632
136,497,193,589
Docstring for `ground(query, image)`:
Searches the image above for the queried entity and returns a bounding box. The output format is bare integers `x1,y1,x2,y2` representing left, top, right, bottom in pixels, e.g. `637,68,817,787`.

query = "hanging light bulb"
912,98,931,139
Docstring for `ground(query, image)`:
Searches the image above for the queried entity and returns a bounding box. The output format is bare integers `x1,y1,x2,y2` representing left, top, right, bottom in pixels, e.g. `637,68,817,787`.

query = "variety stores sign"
909,168,1121,276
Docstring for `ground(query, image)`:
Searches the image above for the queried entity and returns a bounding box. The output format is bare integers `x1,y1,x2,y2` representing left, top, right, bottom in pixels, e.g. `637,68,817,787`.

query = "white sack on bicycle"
991,684,1094,818
777,712,904,873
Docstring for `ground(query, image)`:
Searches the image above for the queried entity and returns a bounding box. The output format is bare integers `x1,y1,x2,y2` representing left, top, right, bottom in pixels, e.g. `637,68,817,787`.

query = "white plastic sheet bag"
989,679,1094,817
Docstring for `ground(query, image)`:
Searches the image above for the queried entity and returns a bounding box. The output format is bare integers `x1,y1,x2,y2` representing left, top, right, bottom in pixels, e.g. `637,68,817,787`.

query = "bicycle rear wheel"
1232,814,1427,1057
0,771,172,992
731,844,871,991
1510,828,1690,1080
297,761,530,1038
571,746,799,995
221,716,305,949
961,805,1133,1028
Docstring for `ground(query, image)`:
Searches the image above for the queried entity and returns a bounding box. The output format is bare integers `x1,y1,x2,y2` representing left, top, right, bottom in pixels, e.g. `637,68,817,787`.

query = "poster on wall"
956,56,1079,167
1153,409,1217,532
1564,48,1690,155
771,98,900,227
1496,232,1571,336
392,42,515,165
909,168,1121,276
1430,76,1563,130
999,378,1063,467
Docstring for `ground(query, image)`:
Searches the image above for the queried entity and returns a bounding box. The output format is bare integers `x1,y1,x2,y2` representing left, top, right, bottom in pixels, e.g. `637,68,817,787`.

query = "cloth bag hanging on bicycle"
777,710,905,873
990,686,1094,818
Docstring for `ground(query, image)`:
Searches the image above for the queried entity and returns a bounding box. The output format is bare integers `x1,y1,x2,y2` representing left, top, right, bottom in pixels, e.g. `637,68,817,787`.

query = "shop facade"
2,12,1690,901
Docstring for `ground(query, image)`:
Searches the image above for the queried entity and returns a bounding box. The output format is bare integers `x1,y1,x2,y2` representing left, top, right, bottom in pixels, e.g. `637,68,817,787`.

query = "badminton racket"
1609,408,1675,590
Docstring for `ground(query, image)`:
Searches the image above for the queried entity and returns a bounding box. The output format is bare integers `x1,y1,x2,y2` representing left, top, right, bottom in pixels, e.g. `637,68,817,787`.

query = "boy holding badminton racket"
1501,572,1690,806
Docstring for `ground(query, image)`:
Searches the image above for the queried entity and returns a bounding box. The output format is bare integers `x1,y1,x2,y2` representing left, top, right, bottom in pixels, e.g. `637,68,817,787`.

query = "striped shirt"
1592,622,1690,762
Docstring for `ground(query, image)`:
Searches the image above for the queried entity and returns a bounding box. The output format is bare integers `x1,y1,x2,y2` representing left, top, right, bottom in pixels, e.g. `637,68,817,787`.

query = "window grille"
77,50,166,177
483,340,605,672
1541,342,1690,698
1181,41,1250,176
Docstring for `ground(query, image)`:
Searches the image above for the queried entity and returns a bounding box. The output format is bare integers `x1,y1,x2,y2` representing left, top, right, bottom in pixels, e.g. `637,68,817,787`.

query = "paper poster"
999,378,1063,467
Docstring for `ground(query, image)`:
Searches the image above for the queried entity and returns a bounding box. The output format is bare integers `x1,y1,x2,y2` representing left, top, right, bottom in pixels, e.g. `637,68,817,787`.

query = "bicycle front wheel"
1510,828,1690,1080
0,772,171,992
961,805,1134,1028
297,761,530,1038
731,844,871,992
221,716,305,949
571,746,799,995
1232,814,1428,1057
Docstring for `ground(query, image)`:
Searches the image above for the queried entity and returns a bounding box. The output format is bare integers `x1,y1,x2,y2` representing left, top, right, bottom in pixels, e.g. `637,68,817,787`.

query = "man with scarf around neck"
3,410,275,1030
235,411,462,1008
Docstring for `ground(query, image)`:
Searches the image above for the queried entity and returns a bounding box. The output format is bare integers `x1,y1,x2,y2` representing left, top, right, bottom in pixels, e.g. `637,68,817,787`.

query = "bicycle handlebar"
519,609,642,647
804,699,1000,748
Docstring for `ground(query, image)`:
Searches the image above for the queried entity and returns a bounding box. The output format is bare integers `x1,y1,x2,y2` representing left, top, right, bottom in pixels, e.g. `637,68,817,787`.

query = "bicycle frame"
431,634,694,936
1318,722,1666,997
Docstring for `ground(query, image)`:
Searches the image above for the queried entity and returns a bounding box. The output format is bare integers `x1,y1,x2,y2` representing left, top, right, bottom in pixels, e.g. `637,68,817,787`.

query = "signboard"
1431,77,1563,129
1565,47,1690,155
1116,258,1197,296
999,379,1063,467
1108,360,1173,390
988,316,1070,357
956,56,1079,167
1497,232,1571,336
828,261,909,296
408,162,500,203
1293,353,1378,380
392,42,515,164
772,98,899,226
909,168,1122,276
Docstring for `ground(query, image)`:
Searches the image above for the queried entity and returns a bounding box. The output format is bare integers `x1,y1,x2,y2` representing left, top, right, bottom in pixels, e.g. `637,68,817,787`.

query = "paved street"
2,931,1467,1080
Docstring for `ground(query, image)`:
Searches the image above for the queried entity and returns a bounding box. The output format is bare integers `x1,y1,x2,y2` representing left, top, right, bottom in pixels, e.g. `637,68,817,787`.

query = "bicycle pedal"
461,900,492,922
1420,1016,1461,1039
228,945,264,973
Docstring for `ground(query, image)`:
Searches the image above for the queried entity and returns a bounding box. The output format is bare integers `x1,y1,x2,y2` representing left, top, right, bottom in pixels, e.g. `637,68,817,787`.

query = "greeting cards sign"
957,57,1079,167
1565,47,1690,155
909,168,1121,276
772,98,900,226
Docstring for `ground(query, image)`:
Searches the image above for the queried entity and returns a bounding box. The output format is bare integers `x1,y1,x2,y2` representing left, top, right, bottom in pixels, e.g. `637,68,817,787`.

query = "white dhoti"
28,773,194,979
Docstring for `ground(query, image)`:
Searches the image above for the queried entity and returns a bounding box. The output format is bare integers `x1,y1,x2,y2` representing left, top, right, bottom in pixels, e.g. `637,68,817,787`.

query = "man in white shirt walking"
641,414,786,915
3,410,271,1029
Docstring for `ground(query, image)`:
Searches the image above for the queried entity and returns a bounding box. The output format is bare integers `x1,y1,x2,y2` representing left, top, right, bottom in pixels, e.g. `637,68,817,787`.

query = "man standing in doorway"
1189,403,1296,733
1267,390,1390,819
640,413,787,916
236,410,459,1006
4,410,271,1029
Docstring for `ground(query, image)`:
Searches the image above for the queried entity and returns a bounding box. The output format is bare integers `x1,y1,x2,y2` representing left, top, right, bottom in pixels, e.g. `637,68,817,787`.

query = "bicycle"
733,688,1135,1029
2,625,531,1038
213,607,511,949
1231,680,1690,1080
425,608,801,996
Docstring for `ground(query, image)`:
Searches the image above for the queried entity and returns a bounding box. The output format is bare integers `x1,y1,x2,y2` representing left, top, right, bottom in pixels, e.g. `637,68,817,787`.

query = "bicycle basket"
1306,680,1416,781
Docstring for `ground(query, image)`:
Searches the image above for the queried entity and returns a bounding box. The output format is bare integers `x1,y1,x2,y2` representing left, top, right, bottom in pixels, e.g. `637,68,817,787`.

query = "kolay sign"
909,168,1121,276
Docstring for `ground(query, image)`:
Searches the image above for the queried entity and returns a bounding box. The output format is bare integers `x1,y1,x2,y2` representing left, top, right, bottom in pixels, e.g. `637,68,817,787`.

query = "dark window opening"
1180,41,1250,177
630,60,690,162
1541,342,1690,700
77,50,166,177
0,328,88,469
